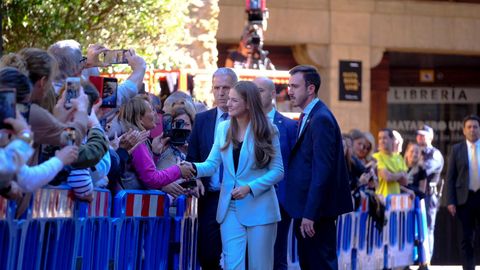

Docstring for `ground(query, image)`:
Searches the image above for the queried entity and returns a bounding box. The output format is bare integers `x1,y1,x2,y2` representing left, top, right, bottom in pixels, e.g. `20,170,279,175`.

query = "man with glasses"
187,67,238,269
48,40,146,106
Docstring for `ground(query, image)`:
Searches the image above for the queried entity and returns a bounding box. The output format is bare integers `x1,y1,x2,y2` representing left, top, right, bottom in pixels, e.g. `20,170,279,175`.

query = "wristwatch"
17,130,34,145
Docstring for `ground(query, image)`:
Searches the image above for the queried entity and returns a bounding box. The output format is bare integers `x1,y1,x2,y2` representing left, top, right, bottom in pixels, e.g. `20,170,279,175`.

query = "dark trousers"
274,205,292,270
197,191,222,270
457,190,480,270
293,217,338,270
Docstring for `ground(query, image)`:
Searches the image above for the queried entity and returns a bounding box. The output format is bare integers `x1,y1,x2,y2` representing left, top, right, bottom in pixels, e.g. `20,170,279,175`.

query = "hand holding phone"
179,180,197,189
0,88,16,130
62,127,76,146
64,77,81,109
100,49,129,65
3,110,29,135
86,44,109,68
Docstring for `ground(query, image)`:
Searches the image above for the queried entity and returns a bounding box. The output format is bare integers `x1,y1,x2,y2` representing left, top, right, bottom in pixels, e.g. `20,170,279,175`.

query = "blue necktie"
219,112,229,182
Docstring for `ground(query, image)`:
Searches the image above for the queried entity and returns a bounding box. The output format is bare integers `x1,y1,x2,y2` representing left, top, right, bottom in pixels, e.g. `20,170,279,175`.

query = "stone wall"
216,0,480,132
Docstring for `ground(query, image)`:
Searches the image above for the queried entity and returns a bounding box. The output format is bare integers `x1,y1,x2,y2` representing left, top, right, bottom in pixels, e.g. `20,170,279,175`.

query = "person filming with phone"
48,40,146,107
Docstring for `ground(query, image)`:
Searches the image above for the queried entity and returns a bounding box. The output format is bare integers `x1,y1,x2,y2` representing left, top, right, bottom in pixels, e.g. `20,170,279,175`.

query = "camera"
246,0,265,24
162,113,191,146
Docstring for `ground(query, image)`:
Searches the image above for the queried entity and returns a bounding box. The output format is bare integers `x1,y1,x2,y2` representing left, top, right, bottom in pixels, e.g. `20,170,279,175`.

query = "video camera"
246,0,266,24
162,114,191,146
243,0,274,70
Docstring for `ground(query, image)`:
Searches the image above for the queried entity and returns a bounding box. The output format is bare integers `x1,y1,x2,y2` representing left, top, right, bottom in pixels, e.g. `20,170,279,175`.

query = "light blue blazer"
195,120,284,226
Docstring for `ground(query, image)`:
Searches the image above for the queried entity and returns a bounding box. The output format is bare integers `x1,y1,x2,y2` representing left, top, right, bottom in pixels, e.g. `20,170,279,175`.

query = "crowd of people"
0,40,479,270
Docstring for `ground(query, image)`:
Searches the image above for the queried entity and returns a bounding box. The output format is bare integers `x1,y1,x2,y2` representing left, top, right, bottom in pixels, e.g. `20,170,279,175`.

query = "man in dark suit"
187,67,238,270
285,65,353,270
253,76,297,270
447,114,480,270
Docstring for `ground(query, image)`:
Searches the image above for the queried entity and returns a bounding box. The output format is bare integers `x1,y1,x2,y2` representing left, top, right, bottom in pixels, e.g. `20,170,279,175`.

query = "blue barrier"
15,186,78,270
1,186,430,270
75,189,112,270
171,195,199,270
338,193,430,270
112,189,171,270
0,196,14,270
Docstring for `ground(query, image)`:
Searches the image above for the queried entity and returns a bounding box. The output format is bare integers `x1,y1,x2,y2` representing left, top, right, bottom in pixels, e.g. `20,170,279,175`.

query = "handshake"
178,161,196,179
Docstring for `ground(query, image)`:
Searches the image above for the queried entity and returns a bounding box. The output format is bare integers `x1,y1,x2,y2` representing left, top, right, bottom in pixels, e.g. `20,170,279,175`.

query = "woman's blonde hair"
118,95,151,131
17,48,57,85
0,53,30,77
221,81,275,169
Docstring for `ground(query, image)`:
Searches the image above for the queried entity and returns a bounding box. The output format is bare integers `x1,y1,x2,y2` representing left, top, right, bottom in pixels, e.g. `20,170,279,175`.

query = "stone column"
185,0,220,105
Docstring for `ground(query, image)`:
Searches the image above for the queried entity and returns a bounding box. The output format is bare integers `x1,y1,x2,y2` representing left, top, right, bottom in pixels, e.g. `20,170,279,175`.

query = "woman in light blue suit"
191,81,284,270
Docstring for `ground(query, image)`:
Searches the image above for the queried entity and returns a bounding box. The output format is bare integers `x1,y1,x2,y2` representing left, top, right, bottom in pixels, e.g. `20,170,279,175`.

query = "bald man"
253,77,297,270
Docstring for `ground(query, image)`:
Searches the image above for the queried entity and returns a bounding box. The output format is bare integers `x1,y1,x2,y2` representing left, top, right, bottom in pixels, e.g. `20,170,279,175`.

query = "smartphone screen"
101,50,129,65
63,127,76,146
101,77,118,108
0,88,16,130
64,77,81,109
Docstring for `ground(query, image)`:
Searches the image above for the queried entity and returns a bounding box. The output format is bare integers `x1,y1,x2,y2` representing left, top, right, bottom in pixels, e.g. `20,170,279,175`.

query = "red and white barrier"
125,193,167,217
87,190,110,217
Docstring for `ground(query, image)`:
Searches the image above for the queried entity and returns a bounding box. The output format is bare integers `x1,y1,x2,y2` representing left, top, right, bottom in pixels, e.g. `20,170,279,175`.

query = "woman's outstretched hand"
179,161,195,179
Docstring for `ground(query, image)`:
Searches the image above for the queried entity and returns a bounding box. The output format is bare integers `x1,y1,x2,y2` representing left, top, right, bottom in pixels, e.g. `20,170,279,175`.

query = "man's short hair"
463,114,480,127
379,128,394,139
212,67,238,84
289,65,321,94
48,40,83,81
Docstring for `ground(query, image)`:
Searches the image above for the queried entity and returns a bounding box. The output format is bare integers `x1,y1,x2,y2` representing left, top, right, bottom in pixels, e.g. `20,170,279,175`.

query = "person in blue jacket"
189,81,284,270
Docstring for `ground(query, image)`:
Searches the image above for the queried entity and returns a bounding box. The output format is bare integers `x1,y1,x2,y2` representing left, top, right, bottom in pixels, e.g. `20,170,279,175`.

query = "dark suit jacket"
273,111,298,207
447,141,470,206
186,108,217,189
285,100,353,220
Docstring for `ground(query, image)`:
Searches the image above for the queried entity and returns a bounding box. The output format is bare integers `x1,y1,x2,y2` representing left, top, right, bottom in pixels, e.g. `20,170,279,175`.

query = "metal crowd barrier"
75,189,112,270
112,189,171,270
170,195,199,270
0,186,202,270
0,195,13,270
1,186,430,270
337,194,430,270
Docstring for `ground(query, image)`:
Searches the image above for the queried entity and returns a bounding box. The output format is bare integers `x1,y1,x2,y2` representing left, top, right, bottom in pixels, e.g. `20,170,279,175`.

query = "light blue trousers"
220,202,277,270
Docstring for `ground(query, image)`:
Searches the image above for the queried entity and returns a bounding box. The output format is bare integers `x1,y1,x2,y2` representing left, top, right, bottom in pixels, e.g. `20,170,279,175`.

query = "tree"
2,0,217,69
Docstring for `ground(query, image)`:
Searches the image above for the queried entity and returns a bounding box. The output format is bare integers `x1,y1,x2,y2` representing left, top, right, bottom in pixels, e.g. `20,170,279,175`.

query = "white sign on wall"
388,87,480,104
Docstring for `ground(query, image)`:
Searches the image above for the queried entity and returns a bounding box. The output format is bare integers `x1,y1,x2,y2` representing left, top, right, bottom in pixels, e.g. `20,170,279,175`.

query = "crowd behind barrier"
0,185,431,270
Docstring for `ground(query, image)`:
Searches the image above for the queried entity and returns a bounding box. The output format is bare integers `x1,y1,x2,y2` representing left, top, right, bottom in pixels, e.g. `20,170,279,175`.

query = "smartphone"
100,50,129,65
63,127,76,146
0,88,16,130
64,77,81,109
179,180,197,189
101,77,118,108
